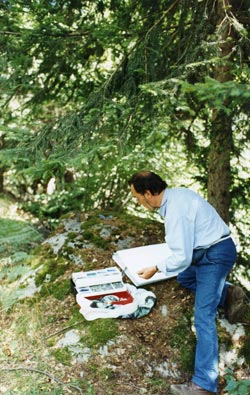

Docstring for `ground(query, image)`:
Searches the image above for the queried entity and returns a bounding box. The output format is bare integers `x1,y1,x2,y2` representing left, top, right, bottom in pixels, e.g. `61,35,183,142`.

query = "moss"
35,257,69,287
239,329,250,364
80,216,100,230
92,236,109,250
217,322,233,348
81,230,110,250
39,279,71,300
52,347,72,365
119,211,159,228
82,230,95,240
68,305,85,326
179,338,196,373
169,315,196,374
78,210,163,250
150,377,166,386
149,377,167,393
116,223,128,231
61,245,75,256
81,318,119,348
99,367,115,380
47,338,56,347
79,380,95,395
66,231,78,240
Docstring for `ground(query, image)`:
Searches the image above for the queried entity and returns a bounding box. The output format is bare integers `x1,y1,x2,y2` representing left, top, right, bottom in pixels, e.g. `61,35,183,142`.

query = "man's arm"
137,265,159,279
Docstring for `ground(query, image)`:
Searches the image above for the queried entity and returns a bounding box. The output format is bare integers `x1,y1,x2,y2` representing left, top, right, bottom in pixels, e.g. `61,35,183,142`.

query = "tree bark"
207,0,235,224
0,168,5,193
0,135,6,193
207,113,232,223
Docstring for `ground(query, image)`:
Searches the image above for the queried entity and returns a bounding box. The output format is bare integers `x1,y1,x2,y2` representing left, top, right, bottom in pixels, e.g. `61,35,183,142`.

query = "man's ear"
144,190,153,199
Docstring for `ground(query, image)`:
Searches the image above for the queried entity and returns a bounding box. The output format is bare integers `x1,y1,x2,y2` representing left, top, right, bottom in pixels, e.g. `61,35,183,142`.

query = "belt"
194,234,230,251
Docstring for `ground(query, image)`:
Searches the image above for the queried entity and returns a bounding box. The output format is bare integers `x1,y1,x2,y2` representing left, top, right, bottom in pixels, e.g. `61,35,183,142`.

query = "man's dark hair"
128,171,167,195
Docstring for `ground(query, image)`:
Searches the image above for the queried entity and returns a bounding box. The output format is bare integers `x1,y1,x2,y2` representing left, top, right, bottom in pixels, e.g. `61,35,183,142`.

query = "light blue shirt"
157,188,230,274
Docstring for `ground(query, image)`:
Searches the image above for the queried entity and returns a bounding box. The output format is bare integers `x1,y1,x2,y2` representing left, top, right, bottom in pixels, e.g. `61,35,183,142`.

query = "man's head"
128,171,167,210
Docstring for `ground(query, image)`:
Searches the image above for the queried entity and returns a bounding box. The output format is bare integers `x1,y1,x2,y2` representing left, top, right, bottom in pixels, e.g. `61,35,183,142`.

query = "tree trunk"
0,168,5,193
207,113,232,223
0,135,6,193
207,0,234,224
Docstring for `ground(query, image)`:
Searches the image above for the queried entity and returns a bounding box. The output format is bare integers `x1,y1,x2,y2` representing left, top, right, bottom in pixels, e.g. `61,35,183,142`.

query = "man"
128,170,247,395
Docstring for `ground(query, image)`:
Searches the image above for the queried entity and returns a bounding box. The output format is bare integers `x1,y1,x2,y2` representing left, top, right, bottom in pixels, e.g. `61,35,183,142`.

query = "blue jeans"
177,237,237,393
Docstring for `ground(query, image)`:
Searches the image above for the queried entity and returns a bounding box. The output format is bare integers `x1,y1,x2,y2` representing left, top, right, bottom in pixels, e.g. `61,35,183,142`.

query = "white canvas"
113,243,179,286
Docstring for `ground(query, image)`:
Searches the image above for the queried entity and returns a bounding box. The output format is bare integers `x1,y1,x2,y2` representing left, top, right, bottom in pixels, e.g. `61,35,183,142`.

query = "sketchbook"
112,243,179,287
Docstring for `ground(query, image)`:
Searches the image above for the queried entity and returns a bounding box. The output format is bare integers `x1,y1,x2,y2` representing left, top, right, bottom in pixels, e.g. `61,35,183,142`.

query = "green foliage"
21,187,85,219
143,76,250,113
224,369,250,395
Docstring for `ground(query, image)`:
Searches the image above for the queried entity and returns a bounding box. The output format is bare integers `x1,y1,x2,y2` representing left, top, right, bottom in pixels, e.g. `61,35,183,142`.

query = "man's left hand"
137,266,158,279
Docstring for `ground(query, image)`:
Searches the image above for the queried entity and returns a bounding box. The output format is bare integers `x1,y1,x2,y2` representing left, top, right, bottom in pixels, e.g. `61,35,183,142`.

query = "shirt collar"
158,188,168,217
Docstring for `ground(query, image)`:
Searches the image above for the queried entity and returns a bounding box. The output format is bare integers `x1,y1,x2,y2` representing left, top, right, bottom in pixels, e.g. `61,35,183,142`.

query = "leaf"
238,383,248,395
225,380,238,391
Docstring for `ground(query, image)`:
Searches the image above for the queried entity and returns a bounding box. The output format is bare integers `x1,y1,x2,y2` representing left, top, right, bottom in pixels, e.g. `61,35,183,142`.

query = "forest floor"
0,196,249,395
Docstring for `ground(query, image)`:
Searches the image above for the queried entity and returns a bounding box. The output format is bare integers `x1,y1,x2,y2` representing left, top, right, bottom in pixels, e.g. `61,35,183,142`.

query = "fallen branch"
0,367,84,395
44,321,83,339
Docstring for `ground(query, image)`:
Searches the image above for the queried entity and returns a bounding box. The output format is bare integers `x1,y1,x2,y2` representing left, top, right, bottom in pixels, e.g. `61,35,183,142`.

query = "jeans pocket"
192,248,206,265
205,239,236,268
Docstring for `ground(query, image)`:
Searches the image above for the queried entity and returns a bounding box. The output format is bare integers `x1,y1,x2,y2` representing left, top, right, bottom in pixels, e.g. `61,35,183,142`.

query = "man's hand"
137,265,158,279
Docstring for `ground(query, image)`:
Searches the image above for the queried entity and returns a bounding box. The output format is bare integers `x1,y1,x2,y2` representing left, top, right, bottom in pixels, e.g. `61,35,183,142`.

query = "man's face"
130,184,155,211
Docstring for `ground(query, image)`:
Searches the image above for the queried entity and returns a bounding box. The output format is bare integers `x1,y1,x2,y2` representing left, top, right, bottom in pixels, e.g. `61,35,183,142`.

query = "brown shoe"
224,285,247,324
169,382,216,395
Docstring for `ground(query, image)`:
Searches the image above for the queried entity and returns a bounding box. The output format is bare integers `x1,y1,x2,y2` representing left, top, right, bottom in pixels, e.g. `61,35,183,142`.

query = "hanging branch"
103,0,180,96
